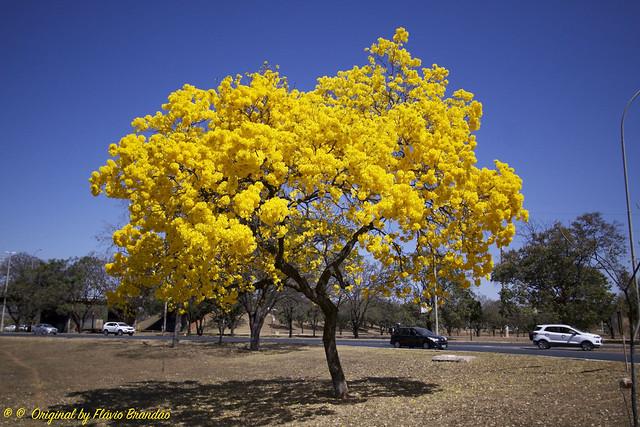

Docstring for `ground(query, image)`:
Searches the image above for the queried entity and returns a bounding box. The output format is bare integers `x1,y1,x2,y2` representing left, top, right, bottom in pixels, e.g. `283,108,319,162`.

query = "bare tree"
239,279,281,350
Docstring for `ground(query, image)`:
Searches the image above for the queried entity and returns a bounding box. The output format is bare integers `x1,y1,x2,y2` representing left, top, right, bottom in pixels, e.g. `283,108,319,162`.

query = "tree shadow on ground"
115,342,309,360
50,377,440,426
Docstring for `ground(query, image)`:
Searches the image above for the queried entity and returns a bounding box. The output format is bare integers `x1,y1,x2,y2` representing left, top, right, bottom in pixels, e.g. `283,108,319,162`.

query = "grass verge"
0,337,631,426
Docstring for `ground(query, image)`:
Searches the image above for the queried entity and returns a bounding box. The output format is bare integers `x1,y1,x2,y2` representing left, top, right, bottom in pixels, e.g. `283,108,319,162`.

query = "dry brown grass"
0,336,631,426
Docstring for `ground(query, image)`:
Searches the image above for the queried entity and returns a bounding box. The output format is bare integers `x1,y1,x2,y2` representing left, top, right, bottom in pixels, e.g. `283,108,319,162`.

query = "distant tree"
467,297,483,336
185,298,216,336
336,305,349,336
397,301,422,327
109,285,162,327
275,289,301,338
1,253,44,327
294,299,309,335
239,278,281,350
61,255,115,332
492,214,617,330
227,304,244,336
439,282,477,335
211,301,244,344
478,296,503,336
367,298,392,334
496,285,538,336
308,303,321,337
340,261,389,338
1,255,68,328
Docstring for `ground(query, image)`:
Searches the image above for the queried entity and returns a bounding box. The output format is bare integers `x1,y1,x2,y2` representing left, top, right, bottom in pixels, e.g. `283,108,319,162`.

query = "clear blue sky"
1,1,639,298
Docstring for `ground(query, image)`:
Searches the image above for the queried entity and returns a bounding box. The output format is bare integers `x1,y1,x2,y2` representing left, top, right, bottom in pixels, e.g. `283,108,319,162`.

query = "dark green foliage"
60,255,115,332
492,213,618,330
2,254,69,327
439,282,482,335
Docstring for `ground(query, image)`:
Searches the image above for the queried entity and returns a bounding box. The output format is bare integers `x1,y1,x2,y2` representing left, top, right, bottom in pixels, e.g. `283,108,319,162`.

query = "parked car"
530,324,602,351
32,324,58,335
4,324,29,332
102,322,135,336
390,326,448,349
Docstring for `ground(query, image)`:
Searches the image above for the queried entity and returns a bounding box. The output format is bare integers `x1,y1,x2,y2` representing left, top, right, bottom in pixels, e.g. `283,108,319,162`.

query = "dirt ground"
0,336,632,426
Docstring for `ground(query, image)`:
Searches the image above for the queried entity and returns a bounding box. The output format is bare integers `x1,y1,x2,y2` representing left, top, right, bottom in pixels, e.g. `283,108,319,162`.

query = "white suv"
530,324,602,351
102,322,135,336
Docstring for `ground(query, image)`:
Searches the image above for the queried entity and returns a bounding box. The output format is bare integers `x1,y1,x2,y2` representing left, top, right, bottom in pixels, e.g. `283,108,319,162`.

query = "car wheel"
129,332,134,336
117,330,123,336
423,341,432,349
103,330,109,336
537,340,550,350
393,341,401,348
581,341,594,351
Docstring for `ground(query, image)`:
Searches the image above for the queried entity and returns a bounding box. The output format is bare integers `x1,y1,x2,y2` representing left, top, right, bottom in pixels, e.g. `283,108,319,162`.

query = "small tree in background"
239,278,281,350
62,255,115,332
275,289,301,338
493,214,617,330
211,301,243,344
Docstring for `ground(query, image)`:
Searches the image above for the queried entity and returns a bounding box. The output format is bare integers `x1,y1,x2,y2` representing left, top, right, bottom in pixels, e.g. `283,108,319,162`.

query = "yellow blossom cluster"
90,27,527,306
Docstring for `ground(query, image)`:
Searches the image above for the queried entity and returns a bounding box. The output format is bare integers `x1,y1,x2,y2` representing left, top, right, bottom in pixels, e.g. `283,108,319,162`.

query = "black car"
390,327,448,349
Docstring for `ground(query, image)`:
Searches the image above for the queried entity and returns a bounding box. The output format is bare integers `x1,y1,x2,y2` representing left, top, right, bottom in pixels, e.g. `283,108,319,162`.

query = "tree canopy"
492,213,618,329
91,27,526,397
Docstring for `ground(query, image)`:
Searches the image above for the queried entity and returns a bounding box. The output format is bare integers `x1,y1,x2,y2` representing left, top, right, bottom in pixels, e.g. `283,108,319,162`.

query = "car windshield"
414,327,437,337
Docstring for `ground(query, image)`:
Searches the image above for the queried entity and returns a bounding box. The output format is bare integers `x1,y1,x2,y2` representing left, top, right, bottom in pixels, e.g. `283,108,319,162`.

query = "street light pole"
1,251,16,332
622,88,640,331
621,88,640,427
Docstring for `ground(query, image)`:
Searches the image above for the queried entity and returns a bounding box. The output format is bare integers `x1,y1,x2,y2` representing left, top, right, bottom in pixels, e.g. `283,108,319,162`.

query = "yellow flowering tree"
91,28,527,398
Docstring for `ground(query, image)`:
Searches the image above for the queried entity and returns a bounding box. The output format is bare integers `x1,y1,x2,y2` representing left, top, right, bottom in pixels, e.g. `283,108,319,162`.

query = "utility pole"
1,251,16,332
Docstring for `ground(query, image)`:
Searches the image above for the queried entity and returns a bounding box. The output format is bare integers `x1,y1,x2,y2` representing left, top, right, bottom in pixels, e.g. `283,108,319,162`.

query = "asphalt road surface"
0,332,627,362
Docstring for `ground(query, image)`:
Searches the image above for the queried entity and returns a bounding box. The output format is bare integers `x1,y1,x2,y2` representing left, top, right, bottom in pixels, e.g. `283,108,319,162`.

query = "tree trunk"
196,318,204,336
72,316,81,333
321,305,349,399
249,314,266,351
288,319,293,338
171,311,181,348
218,322,225,344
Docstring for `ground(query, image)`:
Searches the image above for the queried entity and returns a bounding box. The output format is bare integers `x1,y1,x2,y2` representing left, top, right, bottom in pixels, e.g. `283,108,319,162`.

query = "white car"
530,324,602,351
102,322,135,336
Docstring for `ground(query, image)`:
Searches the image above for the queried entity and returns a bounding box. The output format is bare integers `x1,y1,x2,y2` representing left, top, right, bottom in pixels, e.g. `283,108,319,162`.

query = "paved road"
0,332,627,362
